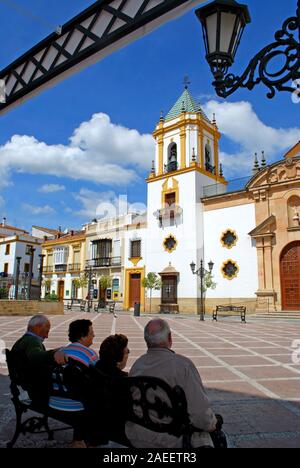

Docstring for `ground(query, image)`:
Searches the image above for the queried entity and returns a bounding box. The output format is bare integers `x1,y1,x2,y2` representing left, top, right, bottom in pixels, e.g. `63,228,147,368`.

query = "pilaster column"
158,136,164,175
180,126,186,169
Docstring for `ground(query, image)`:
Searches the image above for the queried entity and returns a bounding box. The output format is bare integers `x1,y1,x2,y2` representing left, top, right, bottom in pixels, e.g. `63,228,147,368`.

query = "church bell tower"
145,85,227,314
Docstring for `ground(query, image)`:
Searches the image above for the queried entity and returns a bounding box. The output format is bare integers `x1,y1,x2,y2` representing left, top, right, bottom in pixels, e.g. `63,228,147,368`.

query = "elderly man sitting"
11,314,67,407
126,318,217,448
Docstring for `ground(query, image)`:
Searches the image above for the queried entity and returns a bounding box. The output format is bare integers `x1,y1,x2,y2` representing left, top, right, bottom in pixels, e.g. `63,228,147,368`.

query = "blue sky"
0,0,299,232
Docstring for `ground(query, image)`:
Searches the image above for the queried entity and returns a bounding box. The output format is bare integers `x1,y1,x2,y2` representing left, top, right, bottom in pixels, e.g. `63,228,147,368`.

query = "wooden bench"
5,350,227,449
212,305,246,323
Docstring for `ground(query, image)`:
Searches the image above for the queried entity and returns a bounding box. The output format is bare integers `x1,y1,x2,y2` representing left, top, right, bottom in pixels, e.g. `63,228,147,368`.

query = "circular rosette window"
221,229,238,249
222,260,239,280
163,235,178,253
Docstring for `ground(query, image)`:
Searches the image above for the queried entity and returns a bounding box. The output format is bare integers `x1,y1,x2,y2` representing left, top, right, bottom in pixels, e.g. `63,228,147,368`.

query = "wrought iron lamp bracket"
213,3,300,99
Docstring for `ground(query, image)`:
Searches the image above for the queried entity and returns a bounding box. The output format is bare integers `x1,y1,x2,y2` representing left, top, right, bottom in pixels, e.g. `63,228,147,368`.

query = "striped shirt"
49,343,98,412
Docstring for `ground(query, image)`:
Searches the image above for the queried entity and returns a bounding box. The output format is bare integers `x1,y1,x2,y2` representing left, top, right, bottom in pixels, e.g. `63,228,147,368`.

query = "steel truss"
0,0,202,115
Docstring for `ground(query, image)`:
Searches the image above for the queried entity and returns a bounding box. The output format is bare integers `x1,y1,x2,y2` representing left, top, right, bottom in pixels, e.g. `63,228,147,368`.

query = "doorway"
280,242,300,311
129,273,141,309
58,281,65,301
161,275,178,304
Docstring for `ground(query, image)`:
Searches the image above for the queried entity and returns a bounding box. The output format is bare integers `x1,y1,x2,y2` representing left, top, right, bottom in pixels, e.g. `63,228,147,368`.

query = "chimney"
71,230,74,236
2,217,6,226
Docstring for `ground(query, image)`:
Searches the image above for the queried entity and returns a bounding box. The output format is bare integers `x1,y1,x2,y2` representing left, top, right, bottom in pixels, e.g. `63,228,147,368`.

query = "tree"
72,275,88,298
99,275,112,299
203,272,217,293
142,272,161,313
42,278,53,297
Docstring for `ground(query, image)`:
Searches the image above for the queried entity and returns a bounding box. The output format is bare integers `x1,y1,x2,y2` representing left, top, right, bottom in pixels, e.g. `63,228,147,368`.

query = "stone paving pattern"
0,312,300,448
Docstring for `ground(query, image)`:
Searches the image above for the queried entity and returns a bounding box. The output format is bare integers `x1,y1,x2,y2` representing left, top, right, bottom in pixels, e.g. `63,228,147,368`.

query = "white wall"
146,171,218,300
203,203,258,298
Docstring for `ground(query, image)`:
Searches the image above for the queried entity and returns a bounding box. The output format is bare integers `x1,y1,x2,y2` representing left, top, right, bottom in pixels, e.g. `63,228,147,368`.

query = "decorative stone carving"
267,158,300,184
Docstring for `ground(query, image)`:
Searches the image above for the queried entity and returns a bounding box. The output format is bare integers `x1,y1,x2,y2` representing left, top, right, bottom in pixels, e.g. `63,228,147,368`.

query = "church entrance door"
280,242,300,311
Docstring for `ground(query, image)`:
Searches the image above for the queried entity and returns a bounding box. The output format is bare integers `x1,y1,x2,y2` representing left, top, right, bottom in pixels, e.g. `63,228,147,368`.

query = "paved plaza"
0,312,300,448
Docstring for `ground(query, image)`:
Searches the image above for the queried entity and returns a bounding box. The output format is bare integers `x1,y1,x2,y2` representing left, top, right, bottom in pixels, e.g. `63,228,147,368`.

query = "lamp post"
85,266,94,313
190,259,214,321
195,0,300,99
38,254,46,300
14,257,21,300
27,247,35,300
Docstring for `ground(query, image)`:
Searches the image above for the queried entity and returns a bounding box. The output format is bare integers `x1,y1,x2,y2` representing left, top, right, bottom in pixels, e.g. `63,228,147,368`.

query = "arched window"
287,195,300,228
167,143,178,172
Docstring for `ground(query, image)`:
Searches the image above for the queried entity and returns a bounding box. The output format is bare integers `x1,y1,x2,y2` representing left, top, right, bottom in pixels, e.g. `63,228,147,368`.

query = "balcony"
42,266,54,274
153,205,183,228
54,264,67,273
68,263,81,272
86,257,122,268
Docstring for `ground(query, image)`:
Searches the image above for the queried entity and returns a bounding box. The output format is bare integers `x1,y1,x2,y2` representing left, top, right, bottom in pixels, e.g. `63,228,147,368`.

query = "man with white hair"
125,319,217,448
11,315,67,406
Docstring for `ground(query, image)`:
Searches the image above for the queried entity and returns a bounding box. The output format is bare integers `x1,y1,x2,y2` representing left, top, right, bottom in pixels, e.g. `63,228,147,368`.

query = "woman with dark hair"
90,334,130,446
96,334,129,376
49,319,98,448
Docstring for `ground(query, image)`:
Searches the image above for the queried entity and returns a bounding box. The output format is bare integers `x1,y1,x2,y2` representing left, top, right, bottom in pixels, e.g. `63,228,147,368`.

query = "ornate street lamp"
14,257,21,300
190,259,214,321
38,254,46,300
196,0,300,99
27,247,35,300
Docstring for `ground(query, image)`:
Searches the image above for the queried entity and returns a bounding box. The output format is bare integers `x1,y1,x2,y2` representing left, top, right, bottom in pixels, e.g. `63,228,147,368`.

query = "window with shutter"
130,240,141,258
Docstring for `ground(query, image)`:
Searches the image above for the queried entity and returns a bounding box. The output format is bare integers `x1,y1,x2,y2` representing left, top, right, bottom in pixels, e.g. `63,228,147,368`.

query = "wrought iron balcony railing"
54,264,67,273
68,263,81,272
86,257,122,268
153,205,183,228
42,266,54,273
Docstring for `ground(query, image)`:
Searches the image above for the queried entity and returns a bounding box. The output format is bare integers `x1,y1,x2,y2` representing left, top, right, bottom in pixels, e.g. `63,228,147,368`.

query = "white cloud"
0,113,155,189
73,188,146,220
39,184,66,193
202,100,300,177
74,189,121,219
22,204,55,215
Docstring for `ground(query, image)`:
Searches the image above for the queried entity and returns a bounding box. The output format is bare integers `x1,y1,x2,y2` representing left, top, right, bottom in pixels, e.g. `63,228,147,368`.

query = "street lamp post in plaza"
38,254,46,300
85,266,95,313
27,247,35,300
190,259,214,321
14,257,22,300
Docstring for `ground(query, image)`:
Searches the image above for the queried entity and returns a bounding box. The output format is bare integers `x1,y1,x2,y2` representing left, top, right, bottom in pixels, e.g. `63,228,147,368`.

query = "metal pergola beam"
0,0,204,115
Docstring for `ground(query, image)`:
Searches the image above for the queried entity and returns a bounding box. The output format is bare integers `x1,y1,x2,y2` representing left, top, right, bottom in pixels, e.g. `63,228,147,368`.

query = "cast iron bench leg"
7,403,23,448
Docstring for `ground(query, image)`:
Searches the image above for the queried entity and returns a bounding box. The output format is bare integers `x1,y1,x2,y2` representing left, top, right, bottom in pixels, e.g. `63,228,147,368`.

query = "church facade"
124,89,300,314
42,88,300,314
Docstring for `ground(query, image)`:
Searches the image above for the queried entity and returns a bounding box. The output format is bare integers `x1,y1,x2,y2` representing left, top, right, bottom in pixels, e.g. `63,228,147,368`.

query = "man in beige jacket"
125,319,217,448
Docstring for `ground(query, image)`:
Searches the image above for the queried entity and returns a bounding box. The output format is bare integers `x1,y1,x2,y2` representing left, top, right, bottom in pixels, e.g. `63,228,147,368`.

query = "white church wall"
203,203,258,298
146,171,217,300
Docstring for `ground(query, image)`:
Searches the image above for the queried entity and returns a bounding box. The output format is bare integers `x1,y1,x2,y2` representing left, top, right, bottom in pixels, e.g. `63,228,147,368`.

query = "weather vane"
183,76,191,89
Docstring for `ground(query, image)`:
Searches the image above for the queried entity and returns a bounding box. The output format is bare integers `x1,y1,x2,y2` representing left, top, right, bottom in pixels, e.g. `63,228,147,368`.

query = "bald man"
126,319,217,448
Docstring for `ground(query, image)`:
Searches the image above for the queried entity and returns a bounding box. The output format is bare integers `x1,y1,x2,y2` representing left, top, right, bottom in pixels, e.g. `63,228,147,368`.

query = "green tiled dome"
165,88,210,122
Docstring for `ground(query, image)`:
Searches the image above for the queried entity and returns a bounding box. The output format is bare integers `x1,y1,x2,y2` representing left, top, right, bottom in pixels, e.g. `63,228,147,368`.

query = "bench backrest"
5,349,24,398
126,375,190,437
86,366,191,439
216,305,246,312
